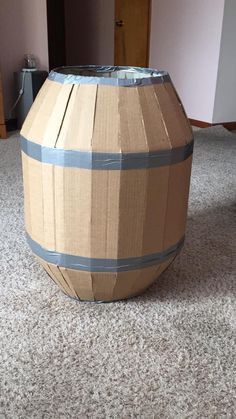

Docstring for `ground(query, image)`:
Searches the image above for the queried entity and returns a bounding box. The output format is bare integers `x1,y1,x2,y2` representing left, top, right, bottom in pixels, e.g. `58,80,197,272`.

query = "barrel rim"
48,65,171,86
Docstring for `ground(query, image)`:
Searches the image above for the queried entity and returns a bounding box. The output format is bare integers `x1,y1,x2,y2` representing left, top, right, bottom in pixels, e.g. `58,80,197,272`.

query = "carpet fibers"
0,126,235,418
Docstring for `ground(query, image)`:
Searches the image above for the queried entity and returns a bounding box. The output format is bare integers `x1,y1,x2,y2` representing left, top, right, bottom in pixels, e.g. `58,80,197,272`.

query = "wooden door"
114,0,151,67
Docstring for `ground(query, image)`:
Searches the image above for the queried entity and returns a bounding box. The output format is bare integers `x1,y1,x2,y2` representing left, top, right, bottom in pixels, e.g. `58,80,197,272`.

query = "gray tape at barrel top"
26,233,184,272
21,137,193,170
48,66,171,87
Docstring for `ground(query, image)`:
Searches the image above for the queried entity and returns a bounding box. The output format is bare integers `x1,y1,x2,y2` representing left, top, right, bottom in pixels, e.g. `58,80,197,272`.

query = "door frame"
114,0,152,67
46,0,152,69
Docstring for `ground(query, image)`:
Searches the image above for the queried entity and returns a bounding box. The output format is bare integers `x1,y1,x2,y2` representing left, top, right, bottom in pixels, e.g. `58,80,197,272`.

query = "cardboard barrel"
20,66,193,302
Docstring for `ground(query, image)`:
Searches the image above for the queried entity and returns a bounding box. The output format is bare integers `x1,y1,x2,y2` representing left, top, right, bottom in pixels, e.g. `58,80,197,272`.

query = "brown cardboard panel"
57,266,76,297
131,257,176,296
59,268,80,299
21,76,193,302
112,256,175,300
138,85,172,151
163,156,192,249
92,85,120,152
40,263,162,301
21,79,73,147
21,153,32,234
117,168,147,258
91,273,117,301
90,169,121,258
42,163,56,249
164,82,193,144
49,265,75,296
37,255,176,302
154,83,187,148
21,78,190,152
36,256,55,280
141,166,170,254
53,165,92,255
111,270,142,300
23,153,56,249
158,256,176,277
118,86,149,152
60,270,94,301
23,153,44,245
20,80,49,140
56,84,98,151
37,256,69,295
130,265,161,295
24,153,185,258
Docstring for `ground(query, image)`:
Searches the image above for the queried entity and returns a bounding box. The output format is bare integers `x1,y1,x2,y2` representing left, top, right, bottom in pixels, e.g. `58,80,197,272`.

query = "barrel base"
37,255,175,302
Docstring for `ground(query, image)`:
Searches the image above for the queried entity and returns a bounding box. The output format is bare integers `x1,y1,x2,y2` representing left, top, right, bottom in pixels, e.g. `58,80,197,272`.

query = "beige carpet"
0,126,235,418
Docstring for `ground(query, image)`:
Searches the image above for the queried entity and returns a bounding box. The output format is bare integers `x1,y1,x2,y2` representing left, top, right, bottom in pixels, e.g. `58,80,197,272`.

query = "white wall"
149,0,225,122
1,0,234,124
65,0,114,66
0,0,49,117
213,0,236,122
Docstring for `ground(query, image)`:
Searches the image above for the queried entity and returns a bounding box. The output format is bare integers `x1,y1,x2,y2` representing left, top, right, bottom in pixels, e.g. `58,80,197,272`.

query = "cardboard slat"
21,80,49,141
118,86,149,152
117,169,147,258
158,256,176,276
25,155,44,244
164,156,192,249
42,163,56,249
59,268,80,299
130,265,161,295
141,166,170,254
164,82,193,144
21,153,32,234
37,256,68,294
92,85,120,152
91,273,117,301
90,170,120,258
154,83,185,148
53,165,92,256
61,270,94,301
48,264,72,295
138,85,172,151
21,79,73,147
56,84,98,150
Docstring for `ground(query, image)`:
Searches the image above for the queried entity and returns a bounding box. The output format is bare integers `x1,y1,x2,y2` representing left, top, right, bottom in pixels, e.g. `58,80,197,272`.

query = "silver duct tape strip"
26,233,184,273
21,137,193,170
48,66,171,87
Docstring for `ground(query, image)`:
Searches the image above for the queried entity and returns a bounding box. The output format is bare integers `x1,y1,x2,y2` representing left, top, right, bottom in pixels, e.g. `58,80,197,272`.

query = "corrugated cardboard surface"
21,80,192,151
22,153,191,258
21,76,193,301
37,256,175,302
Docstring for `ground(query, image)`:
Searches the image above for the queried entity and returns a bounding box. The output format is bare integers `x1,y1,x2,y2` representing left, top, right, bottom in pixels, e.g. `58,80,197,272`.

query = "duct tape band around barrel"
26,233,184,273
48,66,171,86
21,137,193,170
